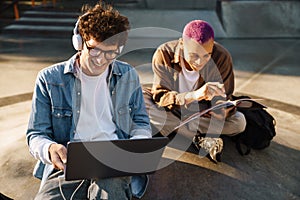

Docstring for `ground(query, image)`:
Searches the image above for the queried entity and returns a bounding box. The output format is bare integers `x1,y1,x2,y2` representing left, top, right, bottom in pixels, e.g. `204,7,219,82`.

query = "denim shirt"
26,54,152,198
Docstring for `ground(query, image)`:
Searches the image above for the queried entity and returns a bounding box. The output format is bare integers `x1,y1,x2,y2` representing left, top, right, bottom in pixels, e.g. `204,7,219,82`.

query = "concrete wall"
220,1,300,38
145,0,217,10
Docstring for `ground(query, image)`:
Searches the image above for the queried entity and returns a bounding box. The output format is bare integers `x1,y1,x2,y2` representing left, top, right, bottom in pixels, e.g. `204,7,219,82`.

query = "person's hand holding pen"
184,82,226,104
184,82,236,119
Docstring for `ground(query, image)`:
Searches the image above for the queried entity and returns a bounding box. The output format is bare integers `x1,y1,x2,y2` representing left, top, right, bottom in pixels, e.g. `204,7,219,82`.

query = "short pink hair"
182,20,214,44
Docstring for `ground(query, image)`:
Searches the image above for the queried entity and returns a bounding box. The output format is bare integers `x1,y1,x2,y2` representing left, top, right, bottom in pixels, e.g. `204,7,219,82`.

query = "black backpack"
0,193,13,200
232,96,276,155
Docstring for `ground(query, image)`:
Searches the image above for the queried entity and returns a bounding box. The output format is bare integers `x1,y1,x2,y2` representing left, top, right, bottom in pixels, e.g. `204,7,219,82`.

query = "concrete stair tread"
24,10,79,16
22,10,80,18
4,24,73,31
14,13,77,26
18,17,76,23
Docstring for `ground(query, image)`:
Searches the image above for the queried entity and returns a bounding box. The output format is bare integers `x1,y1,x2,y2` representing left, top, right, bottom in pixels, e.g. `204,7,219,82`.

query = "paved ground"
1,37,299,200
0,1,300,200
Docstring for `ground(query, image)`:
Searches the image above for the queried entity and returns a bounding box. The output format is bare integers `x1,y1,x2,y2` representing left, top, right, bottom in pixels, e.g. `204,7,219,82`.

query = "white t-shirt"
74,67,118,141
179,60,200,93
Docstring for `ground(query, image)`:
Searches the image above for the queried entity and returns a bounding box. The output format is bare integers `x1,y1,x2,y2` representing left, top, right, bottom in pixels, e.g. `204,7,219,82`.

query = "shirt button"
57,113,61,117
77,110,80,113
77,92,81,95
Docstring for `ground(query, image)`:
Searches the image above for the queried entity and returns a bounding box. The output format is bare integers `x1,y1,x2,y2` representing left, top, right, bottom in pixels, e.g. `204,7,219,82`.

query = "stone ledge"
219,1,300,38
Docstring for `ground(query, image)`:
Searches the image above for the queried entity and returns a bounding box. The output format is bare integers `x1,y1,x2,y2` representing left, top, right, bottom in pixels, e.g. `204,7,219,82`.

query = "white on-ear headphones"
72,12,126,54
72,13,90,51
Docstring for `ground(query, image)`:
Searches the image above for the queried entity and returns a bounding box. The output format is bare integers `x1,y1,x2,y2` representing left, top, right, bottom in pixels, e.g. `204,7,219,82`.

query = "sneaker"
193,135,223,163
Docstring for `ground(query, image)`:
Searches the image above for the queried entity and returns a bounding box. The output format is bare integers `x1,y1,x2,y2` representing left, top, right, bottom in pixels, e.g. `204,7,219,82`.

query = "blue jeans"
35,170,132,200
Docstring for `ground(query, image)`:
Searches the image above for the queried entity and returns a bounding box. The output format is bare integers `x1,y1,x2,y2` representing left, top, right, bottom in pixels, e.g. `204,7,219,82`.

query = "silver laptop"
65,137,169,181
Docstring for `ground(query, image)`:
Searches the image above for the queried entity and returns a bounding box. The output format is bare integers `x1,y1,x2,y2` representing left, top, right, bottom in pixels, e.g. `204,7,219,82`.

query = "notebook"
65,137,169,181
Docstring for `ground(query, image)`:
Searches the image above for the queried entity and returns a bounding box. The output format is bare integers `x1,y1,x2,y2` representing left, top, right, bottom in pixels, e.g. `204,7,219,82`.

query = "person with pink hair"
144,20,246,162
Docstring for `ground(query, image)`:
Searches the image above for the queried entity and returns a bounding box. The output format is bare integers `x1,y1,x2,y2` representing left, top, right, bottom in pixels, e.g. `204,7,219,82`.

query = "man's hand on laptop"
49,143,67,170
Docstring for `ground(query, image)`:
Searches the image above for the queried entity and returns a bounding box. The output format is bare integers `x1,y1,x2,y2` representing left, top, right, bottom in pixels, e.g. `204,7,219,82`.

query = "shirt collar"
66,53,118,81
64,53,80,75
173,38,184,64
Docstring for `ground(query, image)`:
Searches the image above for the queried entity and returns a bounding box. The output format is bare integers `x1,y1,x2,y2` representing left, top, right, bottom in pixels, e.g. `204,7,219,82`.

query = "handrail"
31,0,56,7
0,0,56,20
1,0,20,20
1,0,57,20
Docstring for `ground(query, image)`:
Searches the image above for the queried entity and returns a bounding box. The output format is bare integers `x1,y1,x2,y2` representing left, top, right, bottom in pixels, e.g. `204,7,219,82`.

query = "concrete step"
9,0,299,39
14,17,76,26
119,9,226,38
2,10,78,38
112,0,217,9
145,0,217,9
22,10,79,18
2,9,226,39
3,24,74,38
2,0,299,39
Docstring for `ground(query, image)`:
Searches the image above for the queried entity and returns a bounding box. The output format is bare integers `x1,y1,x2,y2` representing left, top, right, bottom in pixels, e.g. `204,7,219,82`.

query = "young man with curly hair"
26,1,151,199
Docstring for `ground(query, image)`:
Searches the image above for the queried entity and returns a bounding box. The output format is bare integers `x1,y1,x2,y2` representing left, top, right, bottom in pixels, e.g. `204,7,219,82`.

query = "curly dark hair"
78,1,130,46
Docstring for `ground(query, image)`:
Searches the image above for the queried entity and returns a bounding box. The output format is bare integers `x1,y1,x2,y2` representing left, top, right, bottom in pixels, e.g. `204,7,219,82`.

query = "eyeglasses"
84,41,121,60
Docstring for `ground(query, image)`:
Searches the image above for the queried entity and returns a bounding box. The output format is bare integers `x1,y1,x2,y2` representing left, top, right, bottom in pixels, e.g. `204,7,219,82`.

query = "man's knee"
226,111,246,135
88,177,132,200
234,111,247,133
